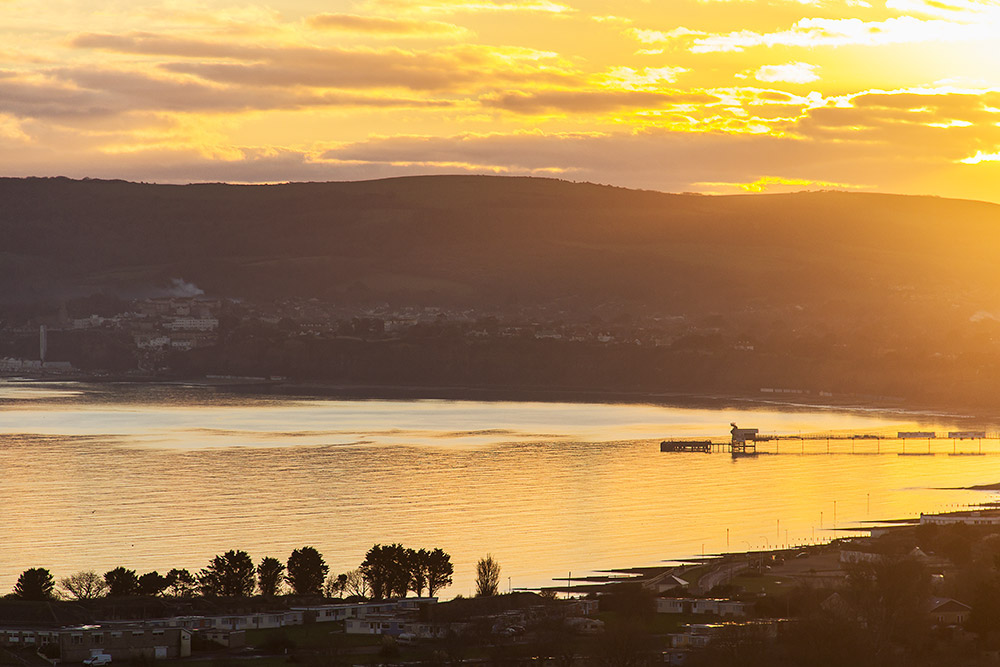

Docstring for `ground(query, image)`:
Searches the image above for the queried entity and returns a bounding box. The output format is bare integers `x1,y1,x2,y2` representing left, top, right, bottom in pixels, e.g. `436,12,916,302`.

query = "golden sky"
2,0,999,200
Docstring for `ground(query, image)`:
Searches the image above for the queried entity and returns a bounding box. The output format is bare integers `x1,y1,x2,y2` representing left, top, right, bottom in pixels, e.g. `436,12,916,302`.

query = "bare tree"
343,568,371,598
59,571,108,600
475,554,501,597
324,573,348,598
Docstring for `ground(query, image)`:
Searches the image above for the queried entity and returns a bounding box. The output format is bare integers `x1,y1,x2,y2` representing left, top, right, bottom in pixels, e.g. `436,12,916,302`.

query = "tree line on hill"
7,544,463,602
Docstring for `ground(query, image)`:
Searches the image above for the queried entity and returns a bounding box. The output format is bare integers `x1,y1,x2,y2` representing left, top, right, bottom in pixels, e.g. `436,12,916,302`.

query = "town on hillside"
6,291,1000,412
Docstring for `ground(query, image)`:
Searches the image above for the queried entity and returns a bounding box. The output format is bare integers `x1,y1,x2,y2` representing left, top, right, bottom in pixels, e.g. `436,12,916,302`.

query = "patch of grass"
594,610,714,635
728,574,790,596
244,625,381,651
677,565,710,588
159,659,291,667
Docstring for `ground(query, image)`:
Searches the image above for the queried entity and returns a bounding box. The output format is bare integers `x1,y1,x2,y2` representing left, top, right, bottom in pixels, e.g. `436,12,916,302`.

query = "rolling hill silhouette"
2,175,997,318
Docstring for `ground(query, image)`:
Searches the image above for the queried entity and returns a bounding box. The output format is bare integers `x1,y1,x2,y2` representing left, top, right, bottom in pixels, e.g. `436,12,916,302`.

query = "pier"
660,424,997,456
660,440,712,453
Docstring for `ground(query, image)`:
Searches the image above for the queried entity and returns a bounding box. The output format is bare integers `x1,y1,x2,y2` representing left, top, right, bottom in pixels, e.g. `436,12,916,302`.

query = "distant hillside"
2,175,999,318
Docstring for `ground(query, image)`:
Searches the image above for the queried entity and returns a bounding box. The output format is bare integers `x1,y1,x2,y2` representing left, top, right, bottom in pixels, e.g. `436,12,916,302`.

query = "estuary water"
1,379,998,596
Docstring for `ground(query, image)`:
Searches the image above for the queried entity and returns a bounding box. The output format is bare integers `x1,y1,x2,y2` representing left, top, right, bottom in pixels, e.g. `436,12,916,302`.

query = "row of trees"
360,545,454,599
11,544,456,602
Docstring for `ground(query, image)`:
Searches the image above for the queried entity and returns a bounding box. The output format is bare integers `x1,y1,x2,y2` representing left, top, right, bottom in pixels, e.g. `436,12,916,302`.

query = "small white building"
165,317,218,332
657,598,751,618
920,510,1000,526
292,598,437,624
345,615,448,640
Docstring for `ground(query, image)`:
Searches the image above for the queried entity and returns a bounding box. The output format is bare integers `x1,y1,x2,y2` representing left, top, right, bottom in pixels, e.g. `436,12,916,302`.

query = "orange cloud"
306,14,466,37
481,89,718,114
367,0,574,14
0,67,459,119
71,32,581,92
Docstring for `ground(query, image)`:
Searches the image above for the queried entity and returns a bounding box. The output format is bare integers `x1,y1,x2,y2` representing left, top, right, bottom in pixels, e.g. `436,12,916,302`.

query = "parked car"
83,655,112,666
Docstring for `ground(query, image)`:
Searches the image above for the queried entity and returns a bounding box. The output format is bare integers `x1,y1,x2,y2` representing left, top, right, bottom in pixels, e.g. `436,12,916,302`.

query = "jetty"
660,440,712,453
660,424,996,456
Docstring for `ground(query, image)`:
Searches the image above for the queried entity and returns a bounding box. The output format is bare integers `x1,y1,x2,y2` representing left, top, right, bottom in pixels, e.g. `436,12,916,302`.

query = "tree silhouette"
361,543,410,599
138,571,168,597
407,547,454,597
324,573,348,598
199,550,256,597
475,555,501,597
343,569,371,599
14,568,55,600
286,546,328,596
104,567,140,596
58,571,107,600
844,556,931,655
409,548,429,597
165,568,197,597
425,548,454,598
257,556,285,597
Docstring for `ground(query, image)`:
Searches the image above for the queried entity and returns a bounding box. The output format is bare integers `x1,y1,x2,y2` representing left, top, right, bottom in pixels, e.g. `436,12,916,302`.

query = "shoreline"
2,372,984,423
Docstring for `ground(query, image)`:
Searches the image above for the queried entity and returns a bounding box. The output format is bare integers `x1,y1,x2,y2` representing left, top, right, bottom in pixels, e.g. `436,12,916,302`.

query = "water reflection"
1,380,997,596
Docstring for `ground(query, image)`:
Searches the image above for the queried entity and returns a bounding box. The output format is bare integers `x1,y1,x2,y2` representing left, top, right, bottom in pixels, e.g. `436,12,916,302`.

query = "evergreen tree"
286,546,328,596
425,548,454,598
138,571,168,596
257,556,286,597
14,568,55,600
104,567,140,596
199,550,256,597
361,543,410,599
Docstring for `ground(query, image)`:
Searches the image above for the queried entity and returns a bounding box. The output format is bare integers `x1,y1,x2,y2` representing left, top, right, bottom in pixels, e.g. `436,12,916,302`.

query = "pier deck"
660,427,998,456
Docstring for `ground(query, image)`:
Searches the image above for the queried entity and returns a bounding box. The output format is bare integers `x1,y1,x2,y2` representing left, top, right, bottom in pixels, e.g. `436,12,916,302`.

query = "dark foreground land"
8,520,1000,666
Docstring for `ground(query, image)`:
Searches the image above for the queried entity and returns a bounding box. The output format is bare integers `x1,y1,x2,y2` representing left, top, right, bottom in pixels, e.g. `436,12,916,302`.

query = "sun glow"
0,0,996,200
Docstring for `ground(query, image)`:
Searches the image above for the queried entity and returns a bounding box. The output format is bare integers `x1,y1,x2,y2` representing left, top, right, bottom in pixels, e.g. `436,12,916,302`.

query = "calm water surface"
2,380,998,596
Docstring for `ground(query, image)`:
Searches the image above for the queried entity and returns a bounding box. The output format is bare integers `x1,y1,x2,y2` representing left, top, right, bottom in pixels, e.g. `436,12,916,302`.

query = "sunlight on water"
1,380,998,596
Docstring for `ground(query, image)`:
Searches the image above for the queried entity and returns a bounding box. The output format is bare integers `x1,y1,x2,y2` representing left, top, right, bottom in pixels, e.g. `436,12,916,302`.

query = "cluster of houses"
0,598,438,663
920,508,1000,527
0,358,73,373
0,596,610,664
131,297,220,352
